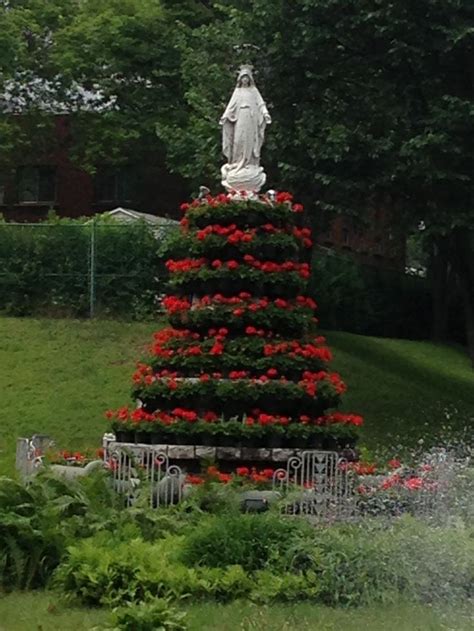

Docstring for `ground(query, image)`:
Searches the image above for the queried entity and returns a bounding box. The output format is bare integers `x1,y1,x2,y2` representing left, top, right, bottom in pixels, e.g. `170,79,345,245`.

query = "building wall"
0,116,189,222
316,211,405,271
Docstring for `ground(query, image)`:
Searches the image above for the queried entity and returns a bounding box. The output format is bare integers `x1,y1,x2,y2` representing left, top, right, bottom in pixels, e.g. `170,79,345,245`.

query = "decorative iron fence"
106,442,184,508
272,451,355,521
17,435,469,520
271,448,460,522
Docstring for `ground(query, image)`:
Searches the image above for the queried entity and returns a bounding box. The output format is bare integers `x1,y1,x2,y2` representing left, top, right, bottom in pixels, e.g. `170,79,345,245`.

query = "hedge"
0,218,173,319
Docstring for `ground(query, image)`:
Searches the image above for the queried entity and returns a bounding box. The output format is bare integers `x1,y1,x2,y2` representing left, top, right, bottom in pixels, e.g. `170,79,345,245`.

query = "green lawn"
1,317,473,475
0,592,472,631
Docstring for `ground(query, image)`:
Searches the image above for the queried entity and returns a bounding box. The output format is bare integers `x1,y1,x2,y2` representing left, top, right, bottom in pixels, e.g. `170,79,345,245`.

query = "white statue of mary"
220,65,271,193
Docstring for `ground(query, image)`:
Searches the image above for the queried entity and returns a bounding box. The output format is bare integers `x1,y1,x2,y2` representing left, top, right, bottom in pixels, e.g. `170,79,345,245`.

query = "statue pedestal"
221,163,266,194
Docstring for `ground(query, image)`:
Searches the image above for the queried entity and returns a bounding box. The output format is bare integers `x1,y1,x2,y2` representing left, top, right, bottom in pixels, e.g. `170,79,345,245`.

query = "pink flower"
404,477,424,490
388,458,402,470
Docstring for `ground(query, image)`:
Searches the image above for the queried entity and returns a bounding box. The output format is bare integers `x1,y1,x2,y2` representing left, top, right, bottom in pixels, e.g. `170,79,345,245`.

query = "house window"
17,166,56,204
95,167,133,203
342,227,350,245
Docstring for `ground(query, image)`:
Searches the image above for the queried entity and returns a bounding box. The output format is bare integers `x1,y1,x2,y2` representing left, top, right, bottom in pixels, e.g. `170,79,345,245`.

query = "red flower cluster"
149,328,199,358
292,227,313,248
263,337,329,359
185,465,276,486
153,327,194,342
244,413,290,426
211,259,240,269
229,370,249,379
356,469,437,494
180,195,230,214
192,222,313,248
206,465,232,484
163,294,316,317
236,466,275,482
298,371,346,397
276,191,293,203
242,255,310,278
316,412,364,427
105,186,364,455
196,224,256,244
131,362,154,385
179,191,303,213
162,296,191,313
106,406,219,426
340,461,377,475
57,450,86,463
166,256,310,278
245,326,269,337
165,258,206,273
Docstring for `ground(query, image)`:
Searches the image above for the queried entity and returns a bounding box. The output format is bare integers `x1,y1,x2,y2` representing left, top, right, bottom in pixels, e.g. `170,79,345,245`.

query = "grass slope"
0,318,157,475
0,592,472,631
1,317,473,474
329,331,474,449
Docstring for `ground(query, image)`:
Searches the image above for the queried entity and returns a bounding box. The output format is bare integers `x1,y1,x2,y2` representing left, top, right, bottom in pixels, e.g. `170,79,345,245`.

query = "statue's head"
237,64,254,87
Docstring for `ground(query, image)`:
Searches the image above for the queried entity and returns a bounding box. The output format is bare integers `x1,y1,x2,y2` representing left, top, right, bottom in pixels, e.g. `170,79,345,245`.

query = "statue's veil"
221,65,266,162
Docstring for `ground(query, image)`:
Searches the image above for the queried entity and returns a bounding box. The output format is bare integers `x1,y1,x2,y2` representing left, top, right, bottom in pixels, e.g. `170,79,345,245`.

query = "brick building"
318,211,405,271
0,116,187,223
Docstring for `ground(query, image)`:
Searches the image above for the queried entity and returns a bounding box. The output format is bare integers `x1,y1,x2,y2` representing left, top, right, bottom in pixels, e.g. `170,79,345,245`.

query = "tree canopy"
0,0,473,359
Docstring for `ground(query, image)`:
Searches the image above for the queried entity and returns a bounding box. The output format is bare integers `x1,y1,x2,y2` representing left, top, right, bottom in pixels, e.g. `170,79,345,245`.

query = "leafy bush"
279,517,474,606
54,514,473,607
55,535,252,605
0,218,165,319
179,514,310,572
0,474,89,590
106,599,187,631
310,249,433,339
0,469,129,590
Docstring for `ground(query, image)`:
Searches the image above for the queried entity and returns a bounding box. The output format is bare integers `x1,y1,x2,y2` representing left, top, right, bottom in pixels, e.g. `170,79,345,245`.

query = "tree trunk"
429,236,450,341
452,229,474,367
463,290,474,367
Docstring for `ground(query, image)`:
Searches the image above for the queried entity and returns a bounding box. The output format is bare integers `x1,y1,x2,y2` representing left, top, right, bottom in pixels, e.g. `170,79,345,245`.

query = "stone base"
108,441,308,463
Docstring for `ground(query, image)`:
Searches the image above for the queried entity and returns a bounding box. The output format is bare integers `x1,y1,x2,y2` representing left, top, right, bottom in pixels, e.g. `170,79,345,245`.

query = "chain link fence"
0,221,178,319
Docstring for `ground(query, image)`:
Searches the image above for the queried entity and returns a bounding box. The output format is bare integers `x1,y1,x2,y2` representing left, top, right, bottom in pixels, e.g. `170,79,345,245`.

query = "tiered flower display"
107,191,363,457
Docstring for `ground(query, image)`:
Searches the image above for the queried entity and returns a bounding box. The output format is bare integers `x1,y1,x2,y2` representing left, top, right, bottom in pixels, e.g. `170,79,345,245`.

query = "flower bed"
106,192,363,454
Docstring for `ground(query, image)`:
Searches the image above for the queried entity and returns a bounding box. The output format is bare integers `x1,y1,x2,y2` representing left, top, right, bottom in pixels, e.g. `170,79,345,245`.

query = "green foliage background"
0,218,165,318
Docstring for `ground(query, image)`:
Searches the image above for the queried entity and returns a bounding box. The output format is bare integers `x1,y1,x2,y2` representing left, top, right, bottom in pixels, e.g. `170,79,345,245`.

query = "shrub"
310,249,433,340
0,469,132,590
106,599,187,631
0,218,165,319
0,473,91,590
55,535,252,605
179,514,310,572
54,515,473,607
280,517,474,606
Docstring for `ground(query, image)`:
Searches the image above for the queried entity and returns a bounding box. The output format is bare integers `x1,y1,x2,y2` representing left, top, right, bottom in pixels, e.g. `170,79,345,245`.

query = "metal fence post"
89,220,96,318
